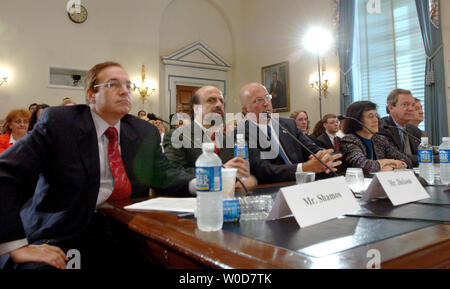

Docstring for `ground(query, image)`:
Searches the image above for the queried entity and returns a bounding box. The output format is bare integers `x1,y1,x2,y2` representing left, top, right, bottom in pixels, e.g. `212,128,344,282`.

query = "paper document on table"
124,197,196,213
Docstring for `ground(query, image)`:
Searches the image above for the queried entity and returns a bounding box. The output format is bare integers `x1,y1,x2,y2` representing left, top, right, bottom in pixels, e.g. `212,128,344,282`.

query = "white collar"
90,110,121,140
9,134,15,144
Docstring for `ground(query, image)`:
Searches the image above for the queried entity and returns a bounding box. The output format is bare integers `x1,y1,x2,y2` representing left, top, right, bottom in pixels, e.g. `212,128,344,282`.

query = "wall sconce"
309,66,329,98
136,64,156,104
0,68,10,86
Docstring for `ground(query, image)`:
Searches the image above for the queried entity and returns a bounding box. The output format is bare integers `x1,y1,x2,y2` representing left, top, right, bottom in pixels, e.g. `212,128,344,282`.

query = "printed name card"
267,176,360,228
361,171,430,206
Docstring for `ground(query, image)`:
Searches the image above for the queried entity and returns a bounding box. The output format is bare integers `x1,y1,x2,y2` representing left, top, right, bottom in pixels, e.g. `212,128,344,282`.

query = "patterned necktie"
104,127,131,201
334,136,339,152
210,132,220,156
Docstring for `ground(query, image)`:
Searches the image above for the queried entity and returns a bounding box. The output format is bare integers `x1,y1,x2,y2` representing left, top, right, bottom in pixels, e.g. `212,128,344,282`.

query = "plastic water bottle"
234,134,250,178
439,137,450,185
223,195,274,222
418,137,434,184
196,142,223,231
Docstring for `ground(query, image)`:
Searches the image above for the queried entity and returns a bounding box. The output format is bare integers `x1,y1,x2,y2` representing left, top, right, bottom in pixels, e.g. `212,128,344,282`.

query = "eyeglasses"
365,113,379,119
253,94,272,105
94,80,136,92
13,119,29,125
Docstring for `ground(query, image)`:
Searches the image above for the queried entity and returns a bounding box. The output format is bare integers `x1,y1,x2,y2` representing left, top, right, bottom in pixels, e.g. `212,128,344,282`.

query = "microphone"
147,113,171,126
337,115,376,135
265,111,339,177
380,124,421,144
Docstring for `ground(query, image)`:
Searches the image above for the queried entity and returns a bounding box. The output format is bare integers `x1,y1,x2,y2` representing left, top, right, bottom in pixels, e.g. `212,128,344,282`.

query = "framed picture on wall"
261,61,290,112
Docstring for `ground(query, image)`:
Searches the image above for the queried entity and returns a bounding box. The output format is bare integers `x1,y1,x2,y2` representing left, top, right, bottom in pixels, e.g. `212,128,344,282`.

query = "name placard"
361,171,430,206
267,176,360,228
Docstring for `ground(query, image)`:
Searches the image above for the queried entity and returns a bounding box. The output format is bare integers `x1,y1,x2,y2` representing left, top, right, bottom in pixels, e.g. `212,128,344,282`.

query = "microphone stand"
266,112,339,178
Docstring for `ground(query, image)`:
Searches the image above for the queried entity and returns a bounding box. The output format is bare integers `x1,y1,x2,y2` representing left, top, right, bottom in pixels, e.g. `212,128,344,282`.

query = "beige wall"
0,0,340,128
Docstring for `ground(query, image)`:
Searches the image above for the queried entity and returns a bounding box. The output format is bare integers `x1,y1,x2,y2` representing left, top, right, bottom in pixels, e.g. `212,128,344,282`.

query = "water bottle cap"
237,134,244,139
202,142,215,152
443,137,450,142
421,137,428,144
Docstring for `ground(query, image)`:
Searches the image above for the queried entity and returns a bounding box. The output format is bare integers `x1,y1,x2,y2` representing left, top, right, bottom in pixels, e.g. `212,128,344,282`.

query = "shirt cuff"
188,178,197,196
296,163,303,173
0,238,28,256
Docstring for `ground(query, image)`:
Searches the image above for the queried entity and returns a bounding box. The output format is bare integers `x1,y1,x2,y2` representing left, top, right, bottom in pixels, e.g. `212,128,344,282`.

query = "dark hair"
311,119,325,137
343,101,377,134
28,103,38,111
28,104,50,132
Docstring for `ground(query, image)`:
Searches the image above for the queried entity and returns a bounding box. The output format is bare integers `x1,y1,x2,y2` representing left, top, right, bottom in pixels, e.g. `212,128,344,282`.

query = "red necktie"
104,127,131,201
334,136,339,152
210,132,220,156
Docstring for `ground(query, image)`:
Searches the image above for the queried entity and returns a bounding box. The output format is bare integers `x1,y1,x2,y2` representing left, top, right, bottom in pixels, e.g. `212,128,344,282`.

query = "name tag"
267,177,360,228
361,171,430,206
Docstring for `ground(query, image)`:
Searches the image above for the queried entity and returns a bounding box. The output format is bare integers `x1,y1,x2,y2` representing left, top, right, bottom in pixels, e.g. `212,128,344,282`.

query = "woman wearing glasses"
0,109,31,154
340,101,411,175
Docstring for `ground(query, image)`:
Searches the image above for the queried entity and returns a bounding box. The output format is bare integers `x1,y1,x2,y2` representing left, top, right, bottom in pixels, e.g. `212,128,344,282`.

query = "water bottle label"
439,149,450,163
419,149,433,163
223,199,240,222
196,166,222,192
234,145,249,160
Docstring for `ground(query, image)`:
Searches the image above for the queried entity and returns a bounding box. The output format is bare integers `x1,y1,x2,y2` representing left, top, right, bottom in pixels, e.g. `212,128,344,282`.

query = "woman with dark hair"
340,101,411,175
28,104,50,132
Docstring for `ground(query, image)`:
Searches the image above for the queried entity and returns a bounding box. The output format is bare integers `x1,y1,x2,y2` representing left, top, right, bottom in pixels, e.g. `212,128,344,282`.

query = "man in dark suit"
0,62,193,269
315,114,341,152
238,82,342,184
163,86,258,189
378,89,422,166
269,72,286,109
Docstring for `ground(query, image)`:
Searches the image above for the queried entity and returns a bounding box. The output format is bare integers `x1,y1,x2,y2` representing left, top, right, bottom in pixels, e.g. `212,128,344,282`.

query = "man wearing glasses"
314,114,341,152
238,82,341,184
0,61,193,269
378,89,422,166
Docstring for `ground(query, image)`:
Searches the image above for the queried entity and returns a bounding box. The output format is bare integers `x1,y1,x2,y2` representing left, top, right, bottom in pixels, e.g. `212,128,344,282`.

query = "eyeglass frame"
93,80,136,92
252,94,272,105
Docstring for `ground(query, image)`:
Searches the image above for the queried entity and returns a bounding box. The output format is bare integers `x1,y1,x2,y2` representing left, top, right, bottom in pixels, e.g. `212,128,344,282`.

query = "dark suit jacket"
238,118,324,184
162,122,235,175
378,116,421,166
315,133,341,152
0,105,192,247
269,80,286,109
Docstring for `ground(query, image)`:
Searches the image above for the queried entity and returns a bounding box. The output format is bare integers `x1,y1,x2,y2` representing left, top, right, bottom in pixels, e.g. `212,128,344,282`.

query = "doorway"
176,85,199,114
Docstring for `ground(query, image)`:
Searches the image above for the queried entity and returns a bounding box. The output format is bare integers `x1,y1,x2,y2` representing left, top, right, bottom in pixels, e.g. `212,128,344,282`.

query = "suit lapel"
388,117,404,151
120,118,139,184
77,111,100,184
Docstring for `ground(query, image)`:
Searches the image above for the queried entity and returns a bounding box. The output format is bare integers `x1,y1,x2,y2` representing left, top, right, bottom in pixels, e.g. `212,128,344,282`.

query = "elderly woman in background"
28,104,50,132
0,109,31,154
290,110,310,135
340,101,411,175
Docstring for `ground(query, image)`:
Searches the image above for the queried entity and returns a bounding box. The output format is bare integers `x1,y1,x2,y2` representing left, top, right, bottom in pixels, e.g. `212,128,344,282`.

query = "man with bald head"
238,83,342,184
163,86,258,189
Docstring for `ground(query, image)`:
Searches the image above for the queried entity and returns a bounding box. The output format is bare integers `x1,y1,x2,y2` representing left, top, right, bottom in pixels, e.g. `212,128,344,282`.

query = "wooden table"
98,184,450,269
